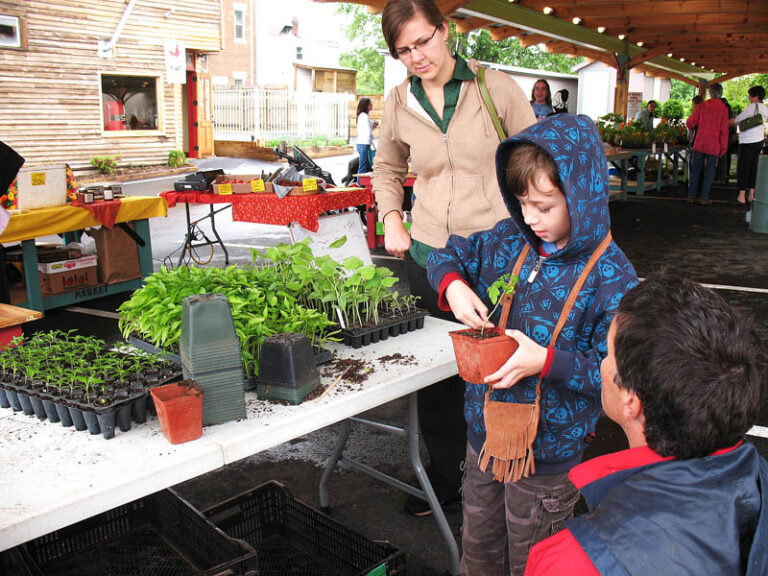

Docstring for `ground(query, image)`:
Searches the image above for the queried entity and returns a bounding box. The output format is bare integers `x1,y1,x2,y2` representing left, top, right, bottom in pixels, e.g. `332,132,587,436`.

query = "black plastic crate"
203,481,405,576
9,489,256,576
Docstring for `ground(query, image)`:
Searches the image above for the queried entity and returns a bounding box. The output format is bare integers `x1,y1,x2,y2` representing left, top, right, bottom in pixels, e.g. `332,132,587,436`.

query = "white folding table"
0,316,461,574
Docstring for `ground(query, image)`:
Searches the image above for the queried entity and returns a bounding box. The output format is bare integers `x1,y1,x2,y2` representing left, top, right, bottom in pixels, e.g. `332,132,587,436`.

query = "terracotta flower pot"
449,328,520,384
150,380,203,444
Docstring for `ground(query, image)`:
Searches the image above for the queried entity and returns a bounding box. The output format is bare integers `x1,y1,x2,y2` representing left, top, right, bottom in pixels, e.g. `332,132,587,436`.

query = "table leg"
133,219,153,277
407,392,461,575
21,240,43,313
318,393,461,575
636,153,647,196
656,151,663,191
177,203,194,268
207,204,229,265
319,419,352,510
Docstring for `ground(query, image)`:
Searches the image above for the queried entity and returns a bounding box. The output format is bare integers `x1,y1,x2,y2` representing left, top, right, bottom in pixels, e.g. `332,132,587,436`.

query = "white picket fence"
212,88,354,142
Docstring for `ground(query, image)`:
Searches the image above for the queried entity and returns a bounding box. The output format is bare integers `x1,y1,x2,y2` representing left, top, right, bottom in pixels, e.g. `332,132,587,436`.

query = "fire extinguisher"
103,100,124,131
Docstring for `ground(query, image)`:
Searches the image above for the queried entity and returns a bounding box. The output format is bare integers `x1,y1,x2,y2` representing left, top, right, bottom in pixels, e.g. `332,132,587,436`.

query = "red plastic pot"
449,328,520,384
150,380,203,444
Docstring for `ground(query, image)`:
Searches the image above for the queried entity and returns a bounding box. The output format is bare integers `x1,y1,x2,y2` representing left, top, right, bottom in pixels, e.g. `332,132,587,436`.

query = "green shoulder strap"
477,66,506,141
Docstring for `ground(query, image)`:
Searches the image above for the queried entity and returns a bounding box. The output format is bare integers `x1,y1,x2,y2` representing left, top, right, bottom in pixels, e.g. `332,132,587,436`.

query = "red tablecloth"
161,188,373,232
69,198,122,229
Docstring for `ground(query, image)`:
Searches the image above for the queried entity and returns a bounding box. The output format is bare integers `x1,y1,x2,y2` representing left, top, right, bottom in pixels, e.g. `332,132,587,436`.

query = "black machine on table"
273,142,336,187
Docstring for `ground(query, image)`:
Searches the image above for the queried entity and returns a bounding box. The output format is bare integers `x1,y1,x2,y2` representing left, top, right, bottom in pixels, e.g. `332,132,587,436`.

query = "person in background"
355,97,378,176
552,89,569,115
732,85,768,222
374,0,535,517
686,83,728,205
530,79,553,121
633,100,657,130
427,115,637,574
525,272,768,575
717,96,737,186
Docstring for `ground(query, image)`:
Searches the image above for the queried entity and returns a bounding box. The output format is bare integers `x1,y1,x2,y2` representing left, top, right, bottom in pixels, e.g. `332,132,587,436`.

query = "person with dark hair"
375,0,535,517
686,83,729,205
427,114,637,574
525,272,768,575
633,100,657,130
732,85,767,221
530,79,553,121
355,97,377,176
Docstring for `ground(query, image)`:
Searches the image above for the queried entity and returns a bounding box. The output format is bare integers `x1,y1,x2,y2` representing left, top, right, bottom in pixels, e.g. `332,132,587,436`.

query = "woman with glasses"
373,0,535,521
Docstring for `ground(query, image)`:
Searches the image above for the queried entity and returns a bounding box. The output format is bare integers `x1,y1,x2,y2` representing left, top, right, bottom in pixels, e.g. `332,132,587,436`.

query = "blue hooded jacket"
427,114,638,472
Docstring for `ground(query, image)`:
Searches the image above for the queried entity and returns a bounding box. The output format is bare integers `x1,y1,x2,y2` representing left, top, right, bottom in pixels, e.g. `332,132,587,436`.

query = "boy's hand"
445,281,490,330
484,330,548,389
383,212,411,258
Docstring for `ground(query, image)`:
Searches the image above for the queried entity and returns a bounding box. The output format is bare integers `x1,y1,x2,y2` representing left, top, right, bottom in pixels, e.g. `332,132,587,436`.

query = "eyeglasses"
394,26,440,60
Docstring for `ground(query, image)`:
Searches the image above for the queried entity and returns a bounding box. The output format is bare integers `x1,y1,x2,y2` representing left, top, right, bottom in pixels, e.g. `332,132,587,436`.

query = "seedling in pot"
482,274,519,336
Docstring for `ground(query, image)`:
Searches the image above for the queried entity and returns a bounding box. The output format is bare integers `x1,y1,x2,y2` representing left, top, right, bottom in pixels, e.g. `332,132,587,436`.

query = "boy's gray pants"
460,443,580,576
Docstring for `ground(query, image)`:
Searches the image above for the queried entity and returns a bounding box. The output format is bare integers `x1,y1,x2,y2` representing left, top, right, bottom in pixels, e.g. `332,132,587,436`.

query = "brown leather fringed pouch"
479,233,613,483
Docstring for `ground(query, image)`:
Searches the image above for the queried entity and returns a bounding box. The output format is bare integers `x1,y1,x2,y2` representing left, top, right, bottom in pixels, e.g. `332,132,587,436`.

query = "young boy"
426,114,638,575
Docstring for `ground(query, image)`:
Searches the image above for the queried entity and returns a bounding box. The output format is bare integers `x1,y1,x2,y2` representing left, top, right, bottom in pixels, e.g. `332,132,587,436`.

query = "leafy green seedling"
482,274,519,336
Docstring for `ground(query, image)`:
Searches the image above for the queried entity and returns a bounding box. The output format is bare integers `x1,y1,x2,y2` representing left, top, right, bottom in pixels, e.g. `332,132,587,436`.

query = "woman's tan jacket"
373,59,536,249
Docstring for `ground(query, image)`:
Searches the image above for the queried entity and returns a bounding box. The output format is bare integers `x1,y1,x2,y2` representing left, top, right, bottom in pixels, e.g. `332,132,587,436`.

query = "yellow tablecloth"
0,196,168,243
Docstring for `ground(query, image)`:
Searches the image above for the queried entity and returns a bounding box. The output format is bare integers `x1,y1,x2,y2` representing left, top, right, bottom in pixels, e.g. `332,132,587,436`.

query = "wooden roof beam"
518,33,551,47
636,65,700,86
490,26,524,41
453,16,489,33
521,0,768,19
627,43,674,69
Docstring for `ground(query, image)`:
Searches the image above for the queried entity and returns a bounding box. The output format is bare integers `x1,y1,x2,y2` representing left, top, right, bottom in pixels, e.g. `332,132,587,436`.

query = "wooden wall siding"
0,0,221,169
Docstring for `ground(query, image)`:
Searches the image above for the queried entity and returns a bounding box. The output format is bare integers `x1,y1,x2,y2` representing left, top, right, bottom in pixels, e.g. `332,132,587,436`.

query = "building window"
101,75,160,132
234,4,246,42
0,14,24,49
296,46,303,61
233,71,247,86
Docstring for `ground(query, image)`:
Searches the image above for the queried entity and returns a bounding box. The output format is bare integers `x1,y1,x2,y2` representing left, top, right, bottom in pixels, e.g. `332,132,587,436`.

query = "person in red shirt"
524,272,768,575
685,83,729,205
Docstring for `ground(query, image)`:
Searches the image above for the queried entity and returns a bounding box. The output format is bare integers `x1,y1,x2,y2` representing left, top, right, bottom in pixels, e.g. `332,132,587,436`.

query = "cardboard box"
213,175,274,195
87,225,141,284
37,255,97,275
16,165,69,210
40,266,98,295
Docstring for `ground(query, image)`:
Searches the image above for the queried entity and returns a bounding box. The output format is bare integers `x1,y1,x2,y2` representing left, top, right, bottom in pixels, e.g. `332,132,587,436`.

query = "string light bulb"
618,34,626,40
543,6,554,15
572,17,582,25
597,26,606,33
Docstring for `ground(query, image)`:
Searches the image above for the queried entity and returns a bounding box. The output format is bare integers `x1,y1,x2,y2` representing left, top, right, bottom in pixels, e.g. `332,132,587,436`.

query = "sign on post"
627,92,643,121
164,40,186,84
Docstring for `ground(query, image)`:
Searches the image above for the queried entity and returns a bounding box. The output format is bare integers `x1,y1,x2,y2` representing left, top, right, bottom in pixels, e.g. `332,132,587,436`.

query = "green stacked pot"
180,293,246,426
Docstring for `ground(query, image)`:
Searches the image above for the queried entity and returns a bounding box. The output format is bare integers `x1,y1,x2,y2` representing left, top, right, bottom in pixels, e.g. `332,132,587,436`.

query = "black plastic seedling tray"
339,309,429,349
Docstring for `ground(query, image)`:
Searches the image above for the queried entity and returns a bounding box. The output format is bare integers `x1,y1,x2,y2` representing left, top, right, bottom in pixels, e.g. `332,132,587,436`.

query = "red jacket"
686,98,729,156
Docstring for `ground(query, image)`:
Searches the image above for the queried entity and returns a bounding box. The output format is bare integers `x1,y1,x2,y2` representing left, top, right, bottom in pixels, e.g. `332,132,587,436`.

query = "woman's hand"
383,212,412,258
484,330,548,389
445,281,490,330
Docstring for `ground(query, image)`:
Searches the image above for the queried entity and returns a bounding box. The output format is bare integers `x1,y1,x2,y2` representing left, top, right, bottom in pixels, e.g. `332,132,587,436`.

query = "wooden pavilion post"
613,53,629,118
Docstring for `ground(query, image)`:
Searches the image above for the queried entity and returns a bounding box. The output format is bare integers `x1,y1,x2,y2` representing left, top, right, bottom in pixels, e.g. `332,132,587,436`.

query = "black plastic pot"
17,391,35,416
0,386,9,409
68,405,87,432
29,394,47,421
5,387,21,412
41,397,61,423
55,402,74,427
254,333,321,405
95,408,117,440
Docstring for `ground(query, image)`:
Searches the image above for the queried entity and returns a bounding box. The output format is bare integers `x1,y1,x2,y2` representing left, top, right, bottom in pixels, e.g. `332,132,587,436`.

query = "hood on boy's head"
495,114,611,258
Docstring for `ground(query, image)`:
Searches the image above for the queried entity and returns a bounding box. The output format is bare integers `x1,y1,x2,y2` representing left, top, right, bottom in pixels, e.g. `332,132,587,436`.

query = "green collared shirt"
410,56,476,134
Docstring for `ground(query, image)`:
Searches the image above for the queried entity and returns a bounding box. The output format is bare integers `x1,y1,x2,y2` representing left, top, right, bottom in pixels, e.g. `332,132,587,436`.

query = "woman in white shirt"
356,97,377,176
732,85,767,211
